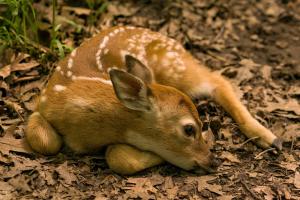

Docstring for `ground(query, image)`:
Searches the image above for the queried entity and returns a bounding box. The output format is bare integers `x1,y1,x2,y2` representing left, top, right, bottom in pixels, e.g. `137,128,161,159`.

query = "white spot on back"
166,52,177,58
53,84,66,92
71,49,77,57
71,97,91,107
67,71,72,77
74,76,112,85
96,28,127,71
67,58,73,69
103,48,109,55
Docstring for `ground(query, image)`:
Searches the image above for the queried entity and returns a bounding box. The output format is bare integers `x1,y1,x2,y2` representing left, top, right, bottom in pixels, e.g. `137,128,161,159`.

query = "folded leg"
25,112,62,155
106,144,164,175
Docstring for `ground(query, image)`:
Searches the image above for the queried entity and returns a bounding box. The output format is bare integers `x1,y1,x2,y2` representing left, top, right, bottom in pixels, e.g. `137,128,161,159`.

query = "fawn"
25,26,281,175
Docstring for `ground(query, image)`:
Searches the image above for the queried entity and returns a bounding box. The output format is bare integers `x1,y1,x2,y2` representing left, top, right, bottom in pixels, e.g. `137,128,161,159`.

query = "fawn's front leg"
189,72,282,150
106,144,164,175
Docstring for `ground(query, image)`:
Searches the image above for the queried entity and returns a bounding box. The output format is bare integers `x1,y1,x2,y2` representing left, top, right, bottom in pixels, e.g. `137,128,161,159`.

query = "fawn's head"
109,55,216,172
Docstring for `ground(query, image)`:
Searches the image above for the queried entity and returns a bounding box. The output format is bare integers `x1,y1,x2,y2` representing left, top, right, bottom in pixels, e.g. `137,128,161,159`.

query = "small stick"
240,179,261,200
290,138,294,152
254,148,275,159
239,136,260,148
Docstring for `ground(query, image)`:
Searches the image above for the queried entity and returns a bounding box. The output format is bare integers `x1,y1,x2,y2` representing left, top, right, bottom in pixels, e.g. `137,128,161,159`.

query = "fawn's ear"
109,69,153,112
125,55,153,84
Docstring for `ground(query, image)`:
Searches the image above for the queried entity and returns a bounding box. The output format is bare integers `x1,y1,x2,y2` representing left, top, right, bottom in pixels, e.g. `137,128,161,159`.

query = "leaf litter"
0,0,300,199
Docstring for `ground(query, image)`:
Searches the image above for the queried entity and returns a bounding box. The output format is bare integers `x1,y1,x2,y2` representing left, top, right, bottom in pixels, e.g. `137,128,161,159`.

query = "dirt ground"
0,0,300,199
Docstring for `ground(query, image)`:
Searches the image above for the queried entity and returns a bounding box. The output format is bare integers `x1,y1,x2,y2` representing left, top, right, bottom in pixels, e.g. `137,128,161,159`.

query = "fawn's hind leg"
25,112,62,155
106,144,164,175
190,72,282,150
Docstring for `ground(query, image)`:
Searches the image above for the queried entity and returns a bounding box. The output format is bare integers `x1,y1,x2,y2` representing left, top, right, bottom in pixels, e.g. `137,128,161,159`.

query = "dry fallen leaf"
123,177,157,199
186,176,223,196
294,171,300,189
217,195,234,200
264,98,300,116
0,131,33,155
62,6,91,15
8,175,32,193
0,55,40,79
253,186,274,200
220,151,240,163
278,124,300,142
55,162,78,185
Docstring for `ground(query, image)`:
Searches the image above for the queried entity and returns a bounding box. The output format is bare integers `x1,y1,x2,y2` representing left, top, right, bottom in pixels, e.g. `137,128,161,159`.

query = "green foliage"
86,0,108,27
0,0,108,61
0,0,68,60
0,0,39,54
50,0,67,59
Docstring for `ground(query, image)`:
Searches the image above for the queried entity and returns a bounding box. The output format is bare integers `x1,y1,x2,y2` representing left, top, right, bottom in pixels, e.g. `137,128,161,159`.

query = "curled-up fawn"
26,26,281,175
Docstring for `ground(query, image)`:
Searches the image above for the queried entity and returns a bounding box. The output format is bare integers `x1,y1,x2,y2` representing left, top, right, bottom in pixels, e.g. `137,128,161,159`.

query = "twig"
290,138,295,152
239,136,260,148
206,50,227,62
254,148,275,159
211,23,226,43
240,179,261,200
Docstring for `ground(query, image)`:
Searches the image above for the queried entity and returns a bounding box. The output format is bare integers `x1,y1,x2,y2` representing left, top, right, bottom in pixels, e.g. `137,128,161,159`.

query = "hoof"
272,138,283,151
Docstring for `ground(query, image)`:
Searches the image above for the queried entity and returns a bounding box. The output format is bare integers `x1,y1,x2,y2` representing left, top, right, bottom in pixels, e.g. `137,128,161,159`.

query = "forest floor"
0,0,300,199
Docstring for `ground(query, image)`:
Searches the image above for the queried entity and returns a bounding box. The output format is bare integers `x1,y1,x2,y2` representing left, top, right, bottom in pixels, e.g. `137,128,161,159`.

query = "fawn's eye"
183,124,196,137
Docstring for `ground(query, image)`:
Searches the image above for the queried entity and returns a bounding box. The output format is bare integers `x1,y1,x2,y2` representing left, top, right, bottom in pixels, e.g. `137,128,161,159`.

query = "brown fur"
25,26,281,175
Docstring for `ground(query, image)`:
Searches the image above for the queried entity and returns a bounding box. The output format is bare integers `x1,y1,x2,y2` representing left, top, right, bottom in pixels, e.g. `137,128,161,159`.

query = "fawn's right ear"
125,55,153,84
109,69,154,112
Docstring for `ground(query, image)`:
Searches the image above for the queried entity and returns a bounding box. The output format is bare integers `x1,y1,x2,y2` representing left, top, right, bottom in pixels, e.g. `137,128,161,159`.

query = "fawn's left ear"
109,68,153,112
125,55,153,84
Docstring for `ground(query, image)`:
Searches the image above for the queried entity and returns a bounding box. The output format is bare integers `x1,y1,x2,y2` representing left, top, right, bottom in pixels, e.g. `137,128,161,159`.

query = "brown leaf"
264,98,300,116
197,176,223,195
11,62,40,72
55,162,77,185
39,169,56,186
124,177,157,199
281,124,300,142
8,174,32,193
0,54,40,79
294,171,300,189
163,176,174,189
186,176,223,195
0,65,11,79
0,181,14,192
62,6,91,15
220,151,240,163
217,195,234,200
280,162,298,171
288,86,300,97
260,65,272,80
0,130,33,155
166,186,179,199
107,2,139,16
253,186,274,200
235,59,259,84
